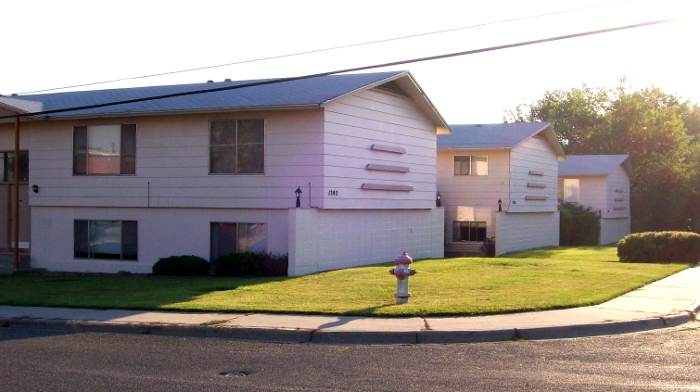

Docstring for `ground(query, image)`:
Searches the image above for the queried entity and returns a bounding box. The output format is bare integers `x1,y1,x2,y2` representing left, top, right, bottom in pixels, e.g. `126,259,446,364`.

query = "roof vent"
207,80,214,83
374,81,408,97
224,79,231,82
11,93,18,96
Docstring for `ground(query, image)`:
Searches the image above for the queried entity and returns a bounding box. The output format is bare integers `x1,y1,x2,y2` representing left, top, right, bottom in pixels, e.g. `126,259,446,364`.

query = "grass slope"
0,246,688,316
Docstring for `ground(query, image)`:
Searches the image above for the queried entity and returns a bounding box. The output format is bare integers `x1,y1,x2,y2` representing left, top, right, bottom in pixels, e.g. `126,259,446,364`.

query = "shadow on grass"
0,274,300,312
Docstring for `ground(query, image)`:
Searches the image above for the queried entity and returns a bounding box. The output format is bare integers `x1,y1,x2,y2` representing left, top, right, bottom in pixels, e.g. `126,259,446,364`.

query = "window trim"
453,155,488,176
72,124,137,176
208,119,265,175
74,219,138,261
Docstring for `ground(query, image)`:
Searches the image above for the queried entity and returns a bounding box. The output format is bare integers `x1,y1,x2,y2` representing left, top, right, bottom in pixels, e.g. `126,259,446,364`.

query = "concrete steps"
445,242,485,258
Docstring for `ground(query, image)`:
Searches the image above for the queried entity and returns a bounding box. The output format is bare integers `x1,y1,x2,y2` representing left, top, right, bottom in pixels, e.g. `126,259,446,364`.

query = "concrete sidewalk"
1,266,698,344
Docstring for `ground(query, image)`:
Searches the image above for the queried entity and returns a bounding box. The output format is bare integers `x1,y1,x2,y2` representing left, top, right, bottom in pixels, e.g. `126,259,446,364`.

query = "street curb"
5,318,313,343
688,300,700,316
417,329,516,344
516,318,669,340
2,312,697,345
310,331,417,345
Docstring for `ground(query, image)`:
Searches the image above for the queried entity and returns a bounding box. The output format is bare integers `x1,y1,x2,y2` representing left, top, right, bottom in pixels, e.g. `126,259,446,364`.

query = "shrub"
213,252,288,277
152,255,210,276
559,202,600,246
618,231,700,264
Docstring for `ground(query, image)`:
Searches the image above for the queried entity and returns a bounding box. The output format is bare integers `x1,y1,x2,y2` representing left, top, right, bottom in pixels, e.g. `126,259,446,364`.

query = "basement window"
453,221,487,242
74,220,137,261
210,222,267,259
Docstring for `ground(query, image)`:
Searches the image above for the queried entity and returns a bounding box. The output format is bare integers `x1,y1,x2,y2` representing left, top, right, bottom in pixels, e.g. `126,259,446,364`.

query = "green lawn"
0,246,689,316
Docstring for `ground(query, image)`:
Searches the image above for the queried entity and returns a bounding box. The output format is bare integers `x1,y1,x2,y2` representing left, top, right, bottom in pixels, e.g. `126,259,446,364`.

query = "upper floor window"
0,151,29,182
454,155,488,176
558,178,580,203
73,124,136,175
210,119,264,174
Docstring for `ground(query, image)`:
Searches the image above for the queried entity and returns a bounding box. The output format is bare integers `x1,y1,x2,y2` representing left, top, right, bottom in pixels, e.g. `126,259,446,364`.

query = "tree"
506,82,700,233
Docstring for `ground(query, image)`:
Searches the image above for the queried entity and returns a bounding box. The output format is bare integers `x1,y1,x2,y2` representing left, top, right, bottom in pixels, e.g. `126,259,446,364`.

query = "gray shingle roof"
3,71,406,118
438,122,551,149
559,155,632,177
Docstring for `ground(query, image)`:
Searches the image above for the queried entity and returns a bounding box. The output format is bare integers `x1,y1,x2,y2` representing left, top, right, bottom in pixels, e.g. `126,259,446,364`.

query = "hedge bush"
212,252,288,277
618,231,700,264
559,202,601,246
152,255,211,276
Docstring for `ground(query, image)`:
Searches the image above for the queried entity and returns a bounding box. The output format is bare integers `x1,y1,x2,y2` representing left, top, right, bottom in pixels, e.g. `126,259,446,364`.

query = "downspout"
13,115,20,271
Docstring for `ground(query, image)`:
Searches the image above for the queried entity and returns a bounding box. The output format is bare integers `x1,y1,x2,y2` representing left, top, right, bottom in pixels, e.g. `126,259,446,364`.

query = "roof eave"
558,173,607,178
438,146,512,151
35,104,323,121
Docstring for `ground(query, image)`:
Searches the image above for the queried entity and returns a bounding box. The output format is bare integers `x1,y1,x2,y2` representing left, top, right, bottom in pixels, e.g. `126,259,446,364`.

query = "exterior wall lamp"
295,186,302,208
32,184,39,193
498,199,502,211
436,192,441,207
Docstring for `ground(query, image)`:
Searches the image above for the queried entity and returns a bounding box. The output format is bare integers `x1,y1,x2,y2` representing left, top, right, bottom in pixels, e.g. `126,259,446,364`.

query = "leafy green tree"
506,81,700,233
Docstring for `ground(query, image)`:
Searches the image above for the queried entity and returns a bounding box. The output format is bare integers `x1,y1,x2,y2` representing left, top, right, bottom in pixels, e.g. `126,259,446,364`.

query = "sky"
2,0,698,124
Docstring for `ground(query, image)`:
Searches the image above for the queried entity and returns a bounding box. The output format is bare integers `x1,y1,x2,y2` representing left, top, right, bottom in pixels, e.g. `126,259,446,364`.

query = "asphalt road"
1,322,698,391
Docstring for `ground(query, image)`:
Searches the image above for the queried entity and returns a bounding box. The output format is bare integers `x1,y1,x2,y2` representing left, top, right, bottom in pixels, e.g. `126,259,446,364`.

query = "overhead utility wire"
1,18,677,121
17,0,635,95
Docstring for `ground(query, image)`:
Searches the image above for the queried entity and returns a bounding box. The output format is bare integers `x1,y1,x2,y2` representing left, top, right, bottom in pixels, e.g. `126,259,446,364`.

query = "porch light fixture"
295,186,302,208
32,184,39,193
498,199,502,211
436,192,441,207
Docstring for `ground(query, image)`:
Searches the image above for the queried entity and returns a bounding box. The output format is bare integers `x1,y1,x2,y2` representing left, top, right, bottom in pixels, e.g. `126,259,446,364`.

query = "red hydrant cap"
395,251,413,264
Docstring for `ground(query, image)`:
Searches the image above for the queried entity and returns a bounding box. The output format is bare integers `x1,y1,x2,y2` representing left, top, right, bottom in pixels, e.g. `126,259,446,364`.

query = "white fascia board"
0,96,44,113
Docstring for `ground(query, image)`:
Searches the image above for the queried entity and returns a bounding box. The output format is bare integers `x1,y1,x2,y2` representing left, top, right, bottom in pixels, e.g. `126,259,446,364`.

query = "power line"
16,0,636,95
1,18,677,121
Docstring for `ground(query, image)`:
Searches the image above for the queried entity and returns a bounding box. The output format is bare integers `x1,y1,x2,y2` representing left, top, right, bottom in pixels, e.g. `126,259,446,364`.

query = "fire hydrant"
390,251,417,304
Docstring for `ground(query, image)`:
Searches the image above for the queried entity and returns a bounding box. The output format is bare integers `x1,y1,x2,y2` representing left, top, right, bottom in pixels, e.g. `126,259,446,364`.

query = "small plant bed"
0,246,687,317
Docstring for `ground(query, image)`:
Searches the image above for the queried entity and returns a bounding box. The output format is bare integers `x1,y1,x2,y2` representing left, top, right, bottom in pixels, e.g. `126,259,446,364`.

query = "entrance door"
0,184,30,250
0,151,30,251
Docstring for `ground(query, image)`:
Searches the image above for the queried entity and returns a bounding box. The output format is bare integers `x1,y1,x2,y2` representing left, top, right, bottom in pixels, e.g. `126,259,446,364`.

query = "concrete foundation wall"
288,208,444,276
600,217,630,245
494,211,559,256
30,206,289,274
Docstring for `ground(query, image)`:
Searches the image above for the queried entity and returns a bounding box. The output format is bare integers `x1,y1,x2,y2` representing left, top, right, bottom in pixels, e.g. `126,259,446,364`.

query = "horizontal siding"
0,123,31,149
25,110,328,209
574,176,608,214
605,166,630,218
438,148,509,244
509,137,558,212
322,89,438,209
